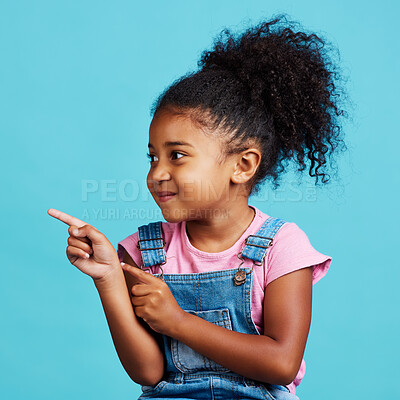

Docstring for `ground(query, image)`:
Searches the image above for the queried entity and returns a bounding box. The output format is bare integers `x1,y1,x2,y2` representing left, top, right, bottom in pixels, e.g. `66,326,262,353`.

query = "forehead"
148,110,219,148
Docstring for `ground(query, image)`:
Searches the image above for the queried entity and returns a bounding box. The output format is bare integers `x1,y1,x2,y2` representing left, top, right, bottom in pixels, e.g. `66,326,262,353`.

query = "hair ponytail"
151,14,348,194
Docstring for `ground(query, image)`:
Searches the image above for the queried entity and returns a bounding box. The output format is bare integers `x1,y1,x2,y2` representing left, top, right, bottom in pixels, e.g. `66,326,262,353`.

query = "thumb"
69,224,104,245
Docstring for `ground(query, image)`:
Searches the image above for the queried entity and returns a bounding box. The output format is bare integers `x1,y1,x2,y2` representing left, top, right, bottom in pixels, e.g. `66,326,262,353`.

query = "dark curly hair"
150,14,348,196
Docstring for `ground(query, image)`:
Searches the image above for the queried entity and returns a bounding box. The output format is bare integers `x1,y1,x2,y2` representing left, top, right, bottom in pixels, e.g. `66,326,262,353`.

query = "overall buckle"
136,237,166,251
244,234,274,249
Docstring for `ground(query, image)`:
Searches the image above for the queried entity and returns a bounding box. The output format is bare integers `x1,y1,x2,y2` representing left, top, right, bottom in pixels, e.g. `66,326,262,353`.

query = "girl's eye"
172,151,185,160
146,153,158,162
146,152,185,162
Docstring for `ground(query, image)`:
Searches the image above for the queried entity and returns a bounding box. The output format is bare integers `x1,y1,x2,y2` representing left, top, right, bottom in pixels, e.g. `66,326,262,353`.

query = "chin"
160,208,188,223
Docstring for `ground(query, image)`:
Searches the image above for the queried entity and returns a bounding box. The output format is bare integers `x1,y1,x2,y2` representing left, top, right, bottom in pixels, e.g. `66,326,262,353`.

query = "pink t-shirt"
117,205,332,395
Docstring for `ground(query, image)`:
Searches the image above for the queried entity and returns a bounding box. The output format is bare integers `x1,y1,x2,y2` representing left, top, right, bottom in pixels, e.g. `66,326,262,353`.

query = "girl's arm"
94,252,165,386
47,208,165,386
169,266,313,385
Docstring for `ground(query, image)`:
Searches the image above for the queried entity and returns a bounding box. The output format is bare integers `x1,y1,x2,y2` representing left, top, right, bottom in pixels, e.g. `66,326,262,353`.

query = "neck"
185,200,256,253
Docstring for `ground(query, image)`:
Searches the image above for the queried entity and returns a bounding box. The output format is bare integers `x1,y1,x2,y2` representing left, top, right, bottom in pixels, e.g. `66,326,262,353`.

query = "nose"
148,159,171,184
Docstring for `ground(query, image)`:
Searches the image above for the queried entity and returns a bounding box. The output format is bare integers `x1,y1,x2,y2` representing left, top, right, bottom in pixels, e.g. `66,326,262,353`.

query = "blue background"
1,1,398,399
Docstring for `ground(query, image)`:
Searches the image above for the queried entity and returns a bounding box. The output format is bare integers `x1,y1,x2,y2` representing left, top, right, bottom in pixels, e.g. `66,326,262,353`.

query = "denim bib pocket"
171,308,233,373
255,384,277,400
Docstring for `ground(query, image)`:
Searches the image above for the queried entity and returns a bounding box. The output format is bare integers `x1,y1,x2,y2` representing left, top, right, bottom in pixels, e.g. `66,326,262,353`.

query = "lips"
157,191,176,196
156,191,177,202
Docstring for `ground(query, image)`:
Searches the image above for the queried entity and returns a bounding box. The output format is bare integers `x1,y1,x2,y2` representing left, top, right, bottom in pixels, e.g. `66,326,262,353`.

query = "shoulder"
270,221,313,252
265,220,332,287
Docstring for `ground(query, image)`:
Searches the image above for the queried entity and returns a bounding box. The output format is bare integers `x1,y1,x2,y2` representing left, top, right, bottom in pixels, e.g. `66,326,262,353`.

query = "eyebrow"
148,141,194,149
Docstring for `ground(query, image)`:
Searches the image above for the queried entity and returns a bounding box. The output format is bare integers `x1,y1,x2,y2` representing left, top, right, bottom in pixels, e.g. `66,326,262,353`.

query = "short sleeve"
265,222,332,288
117,231,143,267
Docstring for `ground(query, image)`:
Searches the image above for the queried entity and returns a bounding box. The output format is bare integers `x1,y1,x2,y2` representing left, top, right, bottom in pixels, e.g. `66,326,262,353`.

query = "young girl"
48,15,346,400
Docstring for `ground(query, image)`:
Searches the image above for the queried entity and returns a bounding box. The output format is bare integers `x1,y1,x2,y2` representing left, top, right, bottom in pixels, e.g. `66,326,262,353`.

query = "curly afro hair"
150,14,348,196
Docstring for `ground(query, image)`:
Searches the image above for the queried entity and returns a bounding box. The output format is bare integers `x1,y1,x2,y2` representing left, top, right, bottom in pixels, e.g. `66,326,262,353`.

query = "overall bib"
135,217,300,400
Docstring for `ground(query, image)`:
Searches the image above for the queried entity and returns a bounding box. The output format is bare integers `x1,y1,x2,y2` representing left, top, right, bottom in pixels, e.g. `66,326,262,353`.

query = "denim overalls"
135,216,300,400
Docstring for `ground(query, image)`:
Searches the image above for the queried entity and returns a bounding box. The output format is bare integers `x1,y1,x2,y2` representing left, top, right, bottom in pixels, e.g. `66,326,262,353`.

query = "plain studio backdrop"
0,1,398,399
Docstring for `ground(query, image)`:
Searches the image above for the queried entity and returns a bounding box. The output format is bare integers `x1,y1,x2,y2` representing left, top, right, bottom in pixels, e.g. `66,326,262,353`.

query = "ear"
230,148,262,185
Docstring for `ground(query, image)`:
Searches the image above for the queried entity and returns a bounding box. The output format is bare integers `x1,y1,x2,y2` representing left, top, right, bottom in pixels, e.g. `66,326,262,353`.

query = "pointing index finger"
47,208,87,228
121,262,155,282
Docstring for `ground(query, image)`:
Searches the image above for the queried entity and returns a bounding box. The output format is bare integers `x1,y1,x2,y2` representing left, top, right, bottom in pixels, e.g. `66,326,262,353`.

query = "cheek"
181,174,218,201
179,169,204,185
172,171,198,200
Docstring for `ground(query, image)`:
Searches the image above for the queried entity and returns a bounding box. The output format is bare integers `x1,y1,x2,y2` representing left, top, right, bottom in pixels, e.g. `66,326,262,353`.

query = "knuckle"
139,310,147,320
148,296,157,306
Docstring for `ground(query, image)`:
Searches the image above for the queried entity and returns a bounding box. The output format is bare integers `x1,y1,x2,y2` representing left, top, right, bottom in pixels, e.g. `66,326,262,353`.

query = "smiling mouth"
157,192,177,202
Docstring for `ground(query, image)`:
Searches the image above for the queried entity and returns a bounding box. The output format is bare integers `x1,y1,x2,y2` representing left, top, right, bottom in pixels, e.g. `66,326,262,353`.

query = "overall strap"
241,216,287,264
137,221,167,268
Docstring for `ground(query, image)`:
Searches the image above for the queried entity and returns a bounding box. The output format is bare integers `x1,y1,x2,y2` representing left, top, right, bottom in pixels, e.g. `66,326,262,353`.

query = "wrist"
168,308,191,339
93,263,124,291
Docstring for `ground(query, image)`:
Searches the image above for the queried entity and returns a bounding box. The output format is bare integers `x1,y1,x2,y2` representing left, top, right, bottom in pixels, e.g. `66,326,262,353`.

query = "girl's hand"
121,262,185,336
47,208,120,281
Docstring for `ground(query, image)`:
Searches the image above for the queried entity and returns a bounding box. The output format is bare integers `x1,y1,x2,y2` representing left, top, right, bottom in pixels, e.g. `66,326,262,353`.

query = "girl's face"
146,110,236,223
